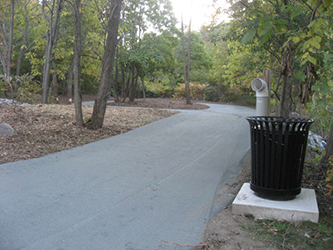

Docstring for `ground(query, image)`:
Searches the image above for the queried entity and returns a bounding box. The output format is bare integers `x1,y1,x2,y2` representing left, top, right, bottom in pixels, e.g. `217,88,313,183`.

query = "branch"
301,0,314,12
264,46,281,62
0,24,9,49
310,0,322,23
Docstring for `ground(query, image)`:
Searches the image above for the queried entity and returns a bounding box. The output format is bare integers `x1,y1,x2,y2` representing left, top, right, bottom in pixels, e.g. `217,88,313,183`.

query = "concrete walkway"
0,103,255,250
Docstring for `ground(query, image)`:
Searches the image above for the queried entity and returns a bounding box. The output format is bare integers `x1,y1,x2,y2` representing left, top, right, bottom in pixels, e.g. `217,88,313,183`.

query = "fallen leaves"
0,103,178,164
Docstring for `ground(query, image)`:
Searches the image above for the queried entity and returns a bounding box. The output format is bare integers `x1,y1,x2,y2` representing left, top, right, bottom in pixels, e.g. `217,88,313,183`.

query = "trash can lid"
246,116,314,124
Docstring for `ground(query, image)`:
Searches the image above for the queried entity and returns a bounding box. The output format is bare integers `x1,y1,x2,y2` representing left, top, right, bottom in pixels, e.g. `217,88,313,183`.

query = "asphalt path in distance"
0,103,255,250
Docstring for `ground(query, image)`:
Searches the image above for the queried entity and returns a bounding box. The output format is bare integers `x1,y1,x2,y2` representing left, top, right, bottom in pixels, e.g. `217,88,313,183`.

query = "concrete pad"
232,183,319,223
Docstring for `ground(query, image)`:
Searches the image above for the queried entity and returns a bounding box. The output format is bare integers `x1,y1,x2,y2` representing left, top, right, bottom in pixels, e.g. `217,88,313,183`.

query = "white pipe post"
251,78,270,116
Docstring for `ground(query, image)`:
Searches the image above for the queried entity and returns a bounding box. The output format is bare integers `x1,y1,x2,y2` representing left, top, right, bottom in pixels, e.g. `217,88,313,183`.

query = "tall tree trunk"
73,0,84,126
67,56,74,97
278,42,293,116
120,66,126,101
141,76,145,101
113,47,120,102
91,0,122,129
7,0,14,82
41,0,63,104
15,0,29,83
181,13,191,105
129,73,139,102
119,4,125,102
51,60,58,95
0,0,15,98
186,13,192,105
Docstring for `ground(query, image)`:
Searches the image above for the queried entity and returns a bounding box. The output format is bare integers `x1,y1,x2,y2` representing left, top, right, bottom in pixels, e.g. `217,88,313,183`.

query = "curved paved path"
0,104,255,250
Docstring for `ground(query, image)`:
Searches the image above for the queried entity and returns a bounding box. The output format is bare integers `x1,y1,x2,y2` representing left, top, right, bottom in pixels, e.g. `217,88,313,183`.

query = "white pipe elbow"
251,78,269,98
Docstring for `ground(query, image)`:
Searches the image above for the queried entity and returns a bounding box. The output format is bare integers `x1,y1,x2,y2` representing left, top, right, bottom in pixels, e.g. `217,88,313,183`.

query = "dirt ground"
193,155,279,250
0,96,280,250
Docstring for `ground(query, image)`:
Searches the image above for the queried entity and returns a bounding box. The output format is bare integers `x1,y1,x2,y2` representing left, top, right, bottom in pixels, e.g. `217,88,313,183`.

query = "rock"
308,131,326,152
0,123,15,136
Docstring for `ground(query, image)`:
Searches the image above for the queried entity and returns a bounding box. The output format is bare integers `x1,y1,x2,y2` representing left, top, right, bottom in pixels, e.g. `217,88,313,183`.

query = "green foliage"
189,69,211,84
225,0,333,115
175,31,213,74
15,74,42,103
173,82,208,100
204,85,224,102
306,99,333,138
145,81,174,98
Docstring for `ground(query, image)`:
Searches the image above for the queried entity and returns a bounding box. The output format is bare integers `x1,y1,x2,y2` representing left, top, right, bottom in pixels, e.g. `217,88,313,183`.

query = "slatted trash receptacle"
246,116,314,200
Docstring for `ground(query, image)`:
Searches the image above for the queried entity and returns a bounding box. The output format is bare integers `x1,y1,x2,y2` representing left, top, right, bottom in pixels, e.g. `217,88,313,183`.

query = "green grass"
245,219,333,249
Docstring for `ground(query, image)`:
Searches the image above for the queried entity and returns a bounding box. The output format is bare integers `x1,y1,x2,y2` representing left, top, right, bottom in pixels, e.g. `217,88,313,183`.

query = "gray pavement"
0,103,255,250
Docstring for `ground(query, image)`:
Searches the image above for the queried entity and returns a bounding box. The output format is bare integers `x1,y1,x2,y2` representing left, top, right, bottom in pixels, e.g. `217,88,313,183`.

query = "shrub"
144,82,174,98
173,82,208,100
204,85,224,102
15,74,42,103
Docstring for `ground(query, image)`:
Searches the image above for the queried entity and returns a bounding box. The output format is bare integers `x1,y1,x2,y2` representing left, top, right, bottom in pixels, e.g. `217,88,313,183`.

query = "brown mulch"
1,98,198,164
0,97,210,164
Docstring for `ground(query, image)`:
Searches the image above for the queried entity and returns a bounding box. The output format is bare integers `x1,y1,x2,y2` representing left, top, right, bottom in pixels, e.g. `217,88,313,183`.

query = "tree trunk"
129,73,139,102
141,76,145,101
278,75,293,117
15,0,29,84
278,42,293,117
91,0,122,129
73,0,84,126
7,0,14,80
186,15,192,105
113,47,120,102
0,0,15,98
51,60,58,95
41,0,63,104
120,65,126,101
67,56,74,97
321,126,333,164
181,13,191,105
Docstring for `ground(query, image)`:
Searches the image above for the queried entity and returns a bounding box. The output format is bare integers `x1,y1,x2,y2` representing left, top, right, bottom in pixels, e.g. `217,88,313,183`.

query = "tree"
91,0,122,129
118,0,176,102
0,0,15,97
226,0,332,116
181,13,191,104
15,0,35,80
73,0,83,126
41,0,64,103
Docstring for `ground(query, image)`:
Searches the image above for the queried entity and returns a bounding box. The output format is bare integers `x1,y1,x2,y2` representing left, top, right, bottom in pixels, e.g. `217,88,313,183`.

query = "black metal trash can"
246,116,314,200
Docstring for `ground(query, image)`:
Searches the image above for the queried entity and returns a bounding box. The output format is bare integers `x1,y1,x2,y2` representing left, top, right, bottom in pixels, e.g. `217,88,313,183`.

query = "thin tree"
0,0,15,97
41,0,63,104
91,0,122,129
15,0,30,78
73,0,83,126
181,11,191,105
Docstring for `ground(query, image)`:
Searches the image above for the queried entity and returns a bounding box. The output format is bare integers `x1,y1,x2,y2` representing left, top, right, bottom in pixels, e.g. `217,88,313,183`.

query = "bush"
15,74,42,103
204,85,223,102
144,82,174,98
173,82,208,100
306,100,333,138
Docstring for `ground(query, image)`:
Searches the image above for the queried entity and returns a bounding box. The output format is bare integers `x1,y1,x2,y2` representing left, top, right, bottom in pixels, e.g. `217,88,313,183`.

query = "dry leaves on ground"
0,103,178,164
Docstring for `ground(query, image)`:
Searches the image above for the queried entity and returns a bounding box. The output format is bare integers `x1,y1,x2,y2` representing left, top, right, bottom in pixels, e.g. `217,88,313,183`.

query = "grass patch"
242,151,333,250
246,219,332,249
